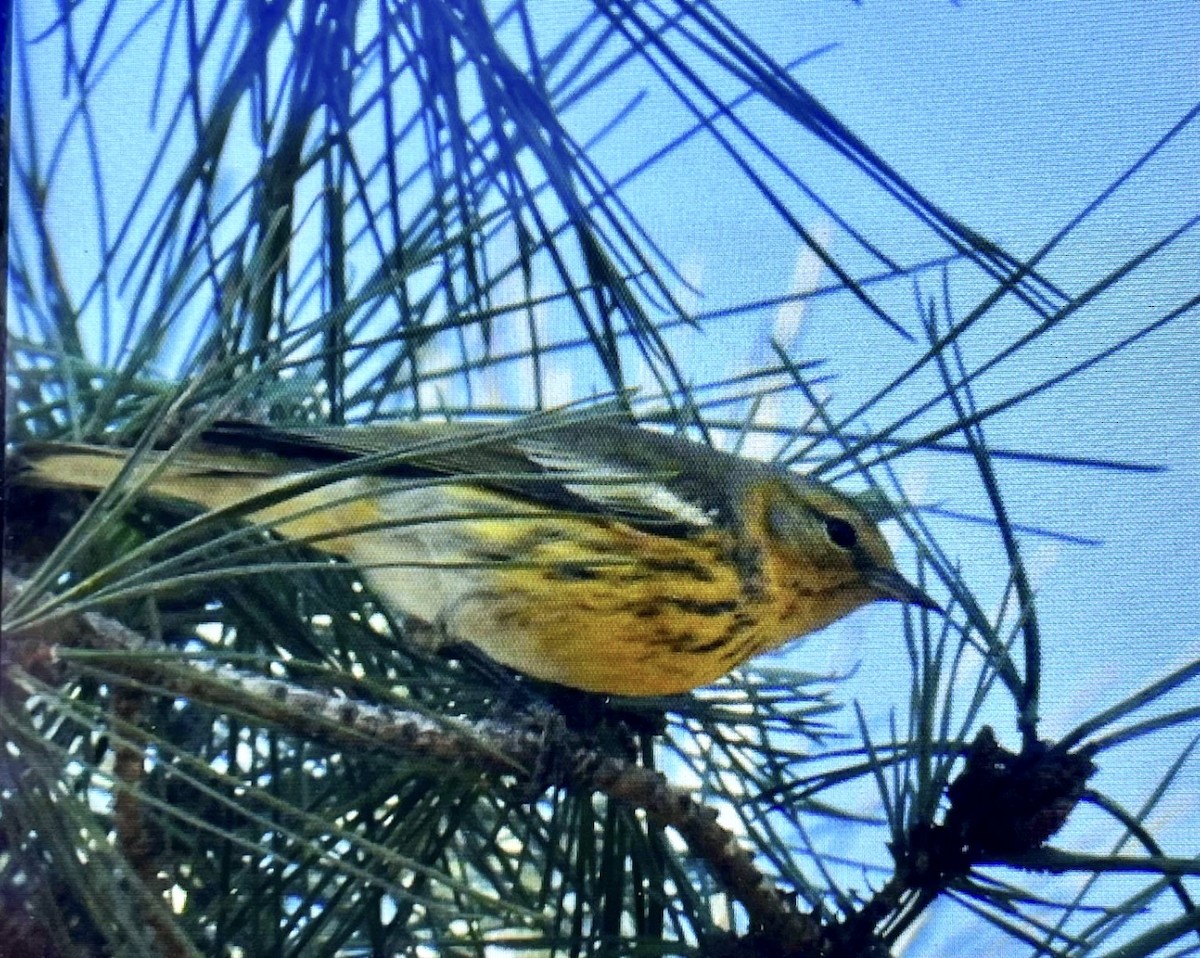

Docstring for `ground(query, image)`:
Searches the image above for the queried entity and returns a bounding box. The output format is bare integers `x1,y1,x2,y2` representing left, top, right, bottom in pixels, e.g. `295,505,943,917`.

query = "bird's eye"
824,516,858,550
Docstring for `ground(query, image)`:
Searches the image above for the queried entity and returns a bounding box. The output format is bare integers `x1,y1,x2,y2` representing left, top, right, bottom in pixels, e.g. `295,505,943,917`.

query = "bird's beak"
866,567,942,613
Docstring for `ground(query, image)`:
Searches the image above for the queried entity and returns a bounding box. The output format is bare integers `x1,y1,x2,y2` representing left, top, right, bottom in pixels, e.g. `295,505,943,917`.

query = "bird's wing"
199,419,747,534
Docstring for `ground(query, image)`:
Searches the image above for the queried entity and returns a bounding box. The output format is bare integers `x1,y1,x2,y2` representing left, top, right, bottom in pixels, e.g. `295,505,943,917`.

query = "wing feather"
199,418,762,535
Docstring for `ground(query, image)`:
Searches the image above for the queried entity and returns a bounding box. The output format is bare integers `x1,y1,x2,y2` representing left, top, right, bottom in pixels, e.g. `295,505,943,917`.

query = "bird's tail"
10,441,277,514
10,441,397,562
13,442,139,493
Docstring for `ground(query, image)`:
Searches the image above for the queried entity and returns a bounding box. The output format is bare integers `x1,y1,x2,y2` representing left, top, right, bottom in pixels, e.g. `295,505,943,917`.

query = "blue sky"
746,4,1200,728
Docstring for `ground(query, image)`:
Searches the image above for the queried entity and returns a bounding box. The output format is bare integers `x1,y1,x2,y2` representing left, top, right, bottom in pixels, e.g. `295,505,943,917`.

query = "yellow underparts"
376,485,871,696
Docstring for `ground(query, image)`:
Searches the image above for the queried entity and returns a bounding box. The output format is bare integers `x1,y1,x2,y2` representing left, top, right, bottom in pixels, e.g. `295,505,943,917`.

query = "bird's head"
745,477,941,634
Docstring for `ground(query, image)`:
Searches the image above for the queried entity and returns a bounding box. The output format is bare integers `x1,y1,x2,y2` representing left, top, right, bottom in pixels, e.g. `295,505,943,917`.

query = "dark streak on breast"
732,541,766,598
639,556,718,583
686,634,731,655
660,597,739,617
544,563,601,581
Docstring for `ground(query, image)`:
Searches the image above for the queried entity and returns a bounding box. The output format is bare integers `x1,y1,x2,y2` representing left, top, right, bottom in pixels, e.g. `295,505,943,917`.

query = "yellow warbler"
15,419,938,695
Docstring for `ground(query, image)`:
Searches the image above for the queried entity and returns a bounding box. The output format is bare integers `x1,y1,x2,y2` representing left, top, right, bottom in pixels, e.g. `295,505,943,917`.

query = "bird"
13,417,939,696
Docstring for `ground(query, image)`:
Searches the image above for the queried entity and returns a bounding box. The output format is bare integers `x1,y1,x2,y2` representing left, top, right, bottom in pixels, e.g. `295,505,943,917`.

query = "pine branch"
3,569,824,953
3,568,1122,956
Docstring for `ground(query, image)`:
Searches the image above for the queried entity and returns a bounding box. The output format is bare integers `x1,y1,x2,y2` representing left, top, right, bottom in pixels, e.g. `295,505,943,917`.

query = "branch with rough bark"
2,571,823,953
3,571,1102,957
